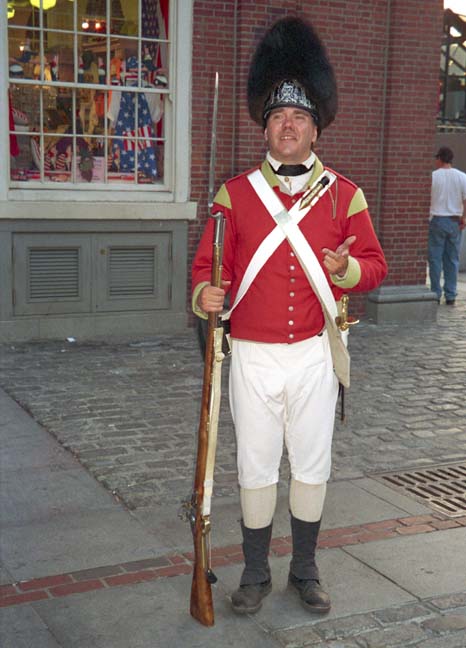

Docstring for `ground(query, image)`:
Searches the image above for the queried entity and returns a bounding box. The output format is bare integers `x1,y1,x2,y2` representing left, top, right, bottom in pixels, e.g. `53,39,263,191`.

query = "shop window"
438,8,466,130
8,0,171,188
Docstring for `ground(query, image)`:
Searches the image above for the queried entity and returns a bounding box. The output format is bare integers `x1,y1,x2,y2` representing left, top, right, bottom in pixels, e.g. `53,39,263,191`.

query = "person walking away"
428,146,466,305
192,17,387,616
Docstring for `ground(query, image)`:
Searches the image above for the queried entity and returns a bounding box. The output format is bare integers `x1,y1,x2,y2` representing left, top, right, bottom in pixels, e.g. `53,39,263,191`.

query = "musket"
181,71,226,627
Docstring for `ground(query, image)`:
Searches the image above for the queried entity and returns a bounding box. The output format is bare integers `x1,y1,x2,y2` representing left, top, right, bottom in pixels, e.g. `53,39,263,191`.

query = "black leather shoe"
231,580,272,614
446,300,456,305
288,572,331,613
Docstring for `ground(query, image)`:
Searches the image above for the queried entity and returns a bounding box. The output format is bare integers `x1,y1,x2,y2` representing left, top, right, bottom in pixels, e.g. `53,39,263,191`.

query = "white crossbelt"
222,169,336,321
247,169,340,321
228,168,351,387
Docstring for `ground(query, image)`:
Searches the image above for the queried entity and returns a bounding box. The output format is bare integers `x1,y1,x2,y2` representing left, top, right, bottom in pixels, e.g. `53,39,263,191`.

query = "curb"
2,512,465,608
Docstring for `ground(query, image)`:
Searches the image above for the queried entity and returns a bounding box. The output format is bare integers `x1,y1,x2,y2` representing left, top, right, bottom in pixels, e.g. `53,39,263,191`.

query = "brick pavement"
2,513,466,646
3,512,464,610
0,297,465,510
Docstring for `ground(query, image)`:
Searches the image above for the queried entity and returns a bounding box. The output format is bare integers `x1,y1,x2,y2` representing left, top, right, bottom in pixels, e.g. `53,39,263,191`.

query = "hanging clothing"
107,57,162,180
9,93,19,158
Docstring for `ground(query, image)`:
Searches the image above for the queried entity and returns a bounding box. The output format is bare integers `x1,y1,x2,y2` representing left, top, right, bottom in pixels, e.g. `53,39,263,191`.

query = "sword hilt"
335,294,359,331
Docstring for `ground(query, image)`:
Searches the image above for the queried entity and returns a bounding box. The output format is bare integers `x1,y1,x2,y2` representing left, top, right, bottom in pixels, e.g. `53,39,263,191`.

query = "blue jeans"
428,216,461,301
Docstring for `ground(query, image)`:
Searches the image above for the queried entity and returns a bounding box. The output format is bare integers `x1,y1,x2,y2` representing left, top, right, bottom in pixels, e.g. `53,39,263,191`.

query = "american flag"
142,0,159,42
55,153,68,170
44,147,57,171
111,88,157,178
123,125,153,151
109,1,169,180
45,151,69,172
142,0,168,69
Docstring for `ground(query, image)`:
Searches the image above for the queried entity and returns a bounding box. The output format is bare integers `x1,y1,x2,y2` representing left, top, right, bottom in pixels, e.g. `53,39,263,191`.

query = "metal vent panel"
28,248,80,301
95,233,171,312
374,463,466,518
108,247,155,297
13,234,91,316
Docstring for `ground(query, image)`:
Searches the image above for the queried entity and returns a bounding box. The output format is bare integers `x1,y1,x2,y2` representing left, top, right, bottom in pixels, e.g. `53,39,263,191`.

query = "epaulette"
324,166,359,191
214,165,263,209
324,166,368,217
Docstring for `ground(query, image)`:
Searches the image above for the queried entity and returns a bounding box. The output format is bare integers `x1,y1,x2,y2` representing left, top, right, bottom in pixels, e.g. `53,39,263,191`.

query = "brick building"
0,1,446,341
190,0,445,324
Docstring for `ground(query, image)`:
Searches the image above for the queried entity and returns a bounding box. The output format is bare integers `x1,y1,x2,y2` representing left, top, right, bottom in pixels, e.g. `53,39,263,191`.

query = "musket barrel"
188,71,225,628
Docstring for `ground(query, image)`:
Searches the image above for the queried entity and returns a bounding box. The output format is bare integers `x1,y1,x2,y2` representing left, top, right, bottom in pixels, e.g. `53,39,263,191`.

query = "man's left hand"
322,235,357,277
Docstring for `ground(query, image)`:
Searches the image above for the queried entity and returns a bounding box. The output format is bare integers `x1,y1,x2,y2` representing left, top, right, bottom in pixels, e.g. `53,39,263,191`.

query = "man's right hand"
198,281,231,313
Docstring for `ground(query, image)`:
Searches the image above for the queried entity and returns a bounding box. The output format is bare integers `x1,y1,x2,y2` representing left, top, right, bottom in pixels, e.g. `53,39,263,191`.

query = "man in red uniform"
192,17,387,616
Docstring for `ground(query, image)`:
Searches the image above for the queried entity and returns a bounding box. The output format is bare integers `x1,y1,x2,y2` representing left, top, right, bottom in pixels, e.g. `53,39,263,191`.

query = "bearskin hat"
247,16,338,133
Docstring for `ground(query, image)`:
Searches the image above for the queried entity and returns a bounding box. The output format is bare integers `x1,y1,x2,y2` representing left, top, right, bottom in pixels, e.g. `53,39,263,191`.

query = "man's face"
265,107,318,164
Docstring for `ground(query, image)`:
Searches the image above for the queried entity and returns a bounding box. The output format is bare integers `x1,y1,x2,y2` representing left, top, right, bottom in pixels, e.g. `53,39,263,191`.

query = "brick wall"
189,0,444,316
376,0,444,286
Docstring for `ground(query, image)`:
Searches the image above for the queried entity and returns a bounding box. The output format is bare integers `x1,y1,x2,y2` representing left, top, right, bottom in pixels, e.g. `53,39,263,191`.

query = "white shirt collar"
266,152,316,196
266,151,316,173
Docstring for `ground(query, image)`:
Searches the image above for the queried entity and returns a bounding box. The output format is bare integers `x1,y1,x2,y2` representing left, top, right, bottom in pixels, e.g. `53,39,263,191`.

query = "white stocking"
289,479,326,522
240,484,277,529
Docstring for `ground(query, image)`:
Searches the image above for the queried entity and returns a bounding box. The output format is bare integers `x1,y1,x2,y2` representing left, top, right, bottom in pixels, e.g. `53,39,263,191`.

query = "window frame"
438,9,466,131
0,0,193,205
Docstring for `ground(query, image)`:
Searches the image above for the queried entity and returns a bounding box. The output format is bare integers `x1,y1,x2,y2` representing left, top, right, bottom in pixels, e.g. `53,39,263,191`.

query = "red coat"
192,157,387,343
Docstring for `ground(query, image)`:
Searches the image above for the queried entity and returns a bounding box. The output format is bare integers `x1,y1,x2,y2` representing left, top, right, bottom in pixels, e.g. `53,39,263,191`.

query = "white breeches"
229,331,339,490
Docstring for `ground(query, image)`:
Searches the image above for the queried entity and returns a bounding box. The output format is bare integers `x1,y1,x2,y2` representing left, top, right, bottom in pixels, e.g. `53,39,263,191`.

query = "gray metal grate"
374,462,466,518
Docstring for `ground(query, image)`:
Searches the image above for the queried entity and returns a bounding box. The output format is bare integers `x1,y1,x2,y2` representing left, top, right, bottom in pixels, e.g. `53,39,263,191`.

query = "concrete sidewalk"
1,277,466,647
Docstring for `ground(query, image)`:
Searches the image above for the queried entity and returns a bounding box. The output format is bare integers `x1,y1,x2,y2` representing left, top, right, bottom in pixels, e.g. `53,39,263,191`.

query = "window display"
8,0,170,187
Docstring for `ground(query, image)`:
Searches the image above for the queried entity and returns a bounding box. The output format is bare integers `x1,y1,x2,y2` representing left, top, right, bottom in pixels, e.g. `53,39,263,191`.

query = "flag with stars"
111,57,158,180
142,0,160,41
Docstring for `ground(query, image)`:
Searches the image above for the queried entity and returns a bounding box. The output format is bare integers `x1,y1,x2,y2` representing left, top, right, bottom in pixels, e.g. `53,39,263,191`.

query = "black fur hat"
247,16,338,133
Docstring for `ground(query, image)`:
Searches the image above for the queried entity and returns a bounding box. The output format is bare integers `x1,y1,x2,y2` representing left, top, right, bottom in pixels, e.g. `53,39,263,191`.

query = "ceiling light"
30,0,58,10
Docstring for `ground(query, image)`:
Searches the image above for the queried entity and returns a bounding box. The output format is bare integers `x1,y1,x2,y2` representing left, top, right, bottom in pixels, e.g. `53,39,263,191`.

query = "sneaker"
446,300,456,305
288,572,331,613
231,580,272,615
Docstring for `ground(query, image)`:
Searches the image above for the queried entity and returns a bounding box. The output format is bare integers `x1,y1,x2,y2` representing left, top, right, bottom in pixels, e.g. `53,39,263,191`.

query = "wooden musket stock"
188,212,225,626
184,72,225,626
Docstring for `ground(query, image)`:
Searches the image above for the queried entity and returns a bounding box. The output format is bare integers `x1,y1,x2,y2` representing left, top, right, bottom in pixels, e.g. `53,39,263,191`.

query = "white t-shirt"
430,167,466,218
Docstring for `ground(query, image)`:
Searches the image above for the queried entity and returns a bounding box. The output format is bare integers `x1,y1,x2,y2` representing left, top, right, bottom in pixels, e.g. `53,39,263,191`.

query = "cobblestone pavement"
0,288,465,511
273,594,466,647
2,283,466,647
